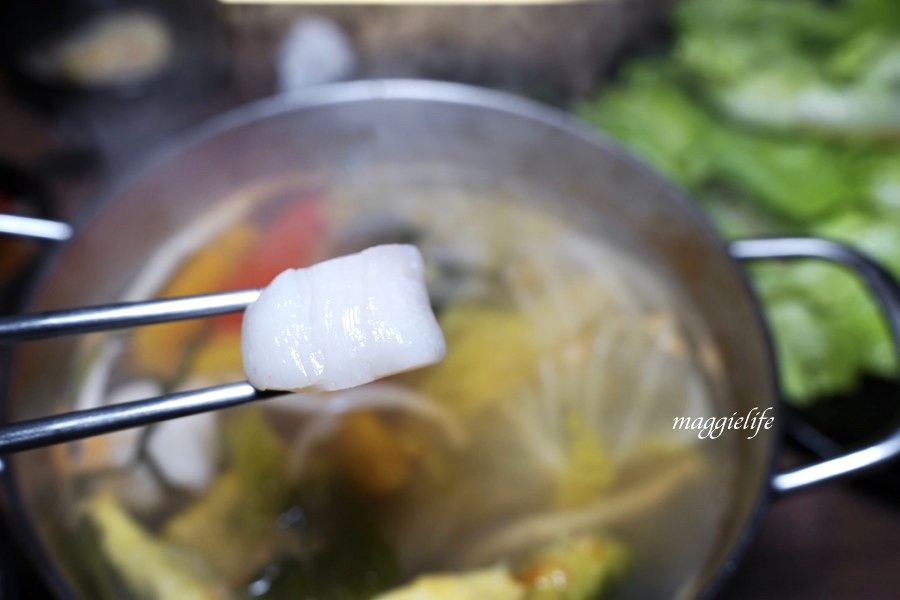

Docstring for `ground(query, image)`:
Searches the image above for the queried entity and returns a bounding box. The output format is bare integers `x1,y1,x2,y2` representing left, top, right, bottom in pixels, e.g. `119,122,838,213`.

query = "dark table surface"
719,465,900,599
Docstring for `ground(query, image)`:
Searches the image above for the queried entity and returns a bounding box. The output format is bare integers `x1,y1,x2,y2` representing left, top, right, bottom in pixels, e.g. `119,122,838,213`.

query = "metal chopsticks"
0,289,261,342
0,289,275,454
0,383,278,454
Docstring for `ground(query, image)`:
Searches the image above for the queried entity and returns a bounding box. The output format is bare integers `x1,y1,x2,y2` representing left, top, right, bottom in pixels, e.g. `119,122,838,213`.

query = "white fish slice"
241,244,446,392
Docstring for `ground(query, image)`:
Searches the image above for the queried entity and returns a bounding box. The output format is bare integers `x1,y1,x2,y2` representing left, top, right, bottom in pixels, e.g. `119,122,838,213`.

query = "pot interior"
3,81,777,599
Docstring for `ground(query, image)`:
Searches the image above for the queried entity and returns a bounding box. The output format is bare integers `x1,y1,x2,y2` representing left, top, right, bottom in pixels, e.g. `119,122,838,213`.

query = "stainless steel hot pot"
2,80,899,599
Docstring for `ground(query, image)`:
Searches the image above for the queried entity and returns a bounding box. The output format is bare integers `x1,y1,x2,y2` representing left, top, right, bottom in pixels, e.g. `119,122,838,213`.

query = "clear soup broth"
48,172,736,600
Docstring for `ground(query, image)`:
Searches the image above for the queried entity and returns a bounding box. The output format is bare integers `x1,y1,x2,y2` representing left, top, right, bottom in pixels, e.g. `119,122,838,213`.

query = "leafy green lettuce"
577,0,900,404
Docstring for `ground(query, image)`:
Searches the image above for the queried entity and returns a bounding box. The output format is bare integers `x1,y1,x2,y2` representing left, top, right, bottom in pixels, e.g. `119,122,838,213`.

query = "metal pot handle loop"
0,215,72,242
729,237,900,494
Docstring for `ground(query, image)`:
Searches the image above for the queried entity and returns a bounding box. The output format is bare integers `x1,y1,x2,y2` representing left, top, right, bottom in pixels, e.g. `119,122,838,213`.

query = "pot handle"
729,237,900,494
0,214,72,242
0,161,72,242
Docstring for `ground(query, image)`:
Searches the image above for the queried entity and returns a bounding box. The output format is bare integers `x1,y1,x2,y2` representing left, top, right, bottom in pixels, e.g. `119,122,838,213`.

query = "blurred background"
0,0,899,598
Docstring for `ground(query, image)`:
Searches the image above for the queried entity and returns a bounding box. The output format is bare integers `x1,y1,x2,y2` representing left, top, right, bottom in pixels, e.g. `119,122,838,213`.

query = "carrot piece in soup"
130,224,257,380
215,196,327,331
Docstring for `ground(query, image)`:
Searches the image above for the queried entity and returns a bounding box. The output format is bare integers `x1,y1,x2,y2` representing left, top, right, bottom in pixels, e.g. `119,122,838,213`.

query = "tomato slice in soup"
215,196,327,331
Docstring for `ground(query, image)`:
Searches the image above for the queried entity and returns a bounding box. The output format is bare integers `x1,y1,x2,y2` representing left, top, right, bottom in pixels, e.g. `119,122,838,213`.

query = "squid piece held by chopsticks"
241,244,446,393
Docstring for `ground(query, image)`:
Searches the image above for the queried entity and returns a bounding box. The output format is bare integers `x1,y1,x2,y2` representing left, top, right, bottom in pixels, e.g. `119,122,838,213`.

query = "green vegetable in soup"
242,508,401,599
161,409,291,584
369,535,629,600
374,566,525,600
82,492,228,600
516,535,629,600
404,303,540,416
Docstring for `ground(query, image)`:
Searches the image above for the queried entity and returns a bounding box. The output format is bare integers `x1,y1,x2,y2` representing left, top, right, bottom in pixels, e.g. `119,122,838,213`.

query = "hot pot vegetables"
50,179,736,599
